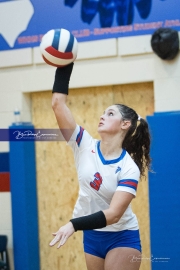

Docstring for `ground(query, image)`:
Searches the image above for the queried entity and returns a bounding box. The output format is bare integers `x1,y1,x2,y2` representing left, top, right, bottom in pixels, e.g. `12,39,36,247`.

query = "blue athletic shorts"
83,229,142,259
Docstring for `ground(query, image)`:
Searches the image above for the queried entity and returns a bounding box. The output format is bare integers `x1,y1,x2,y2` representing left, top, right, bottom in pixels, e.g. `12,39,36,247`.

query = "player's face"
98,105,123,135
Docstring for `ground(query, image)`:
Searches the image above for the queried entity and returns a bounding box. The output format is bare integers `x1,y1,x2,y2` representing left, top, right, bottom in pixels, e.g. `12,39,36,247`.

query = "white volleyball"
40,28,78,67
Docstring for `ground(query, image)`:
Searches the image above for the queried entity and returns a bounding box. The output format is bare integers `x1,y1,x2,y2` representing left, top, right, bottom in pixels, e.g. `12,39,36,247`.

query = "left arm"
103,191,134,225
49,191,134,249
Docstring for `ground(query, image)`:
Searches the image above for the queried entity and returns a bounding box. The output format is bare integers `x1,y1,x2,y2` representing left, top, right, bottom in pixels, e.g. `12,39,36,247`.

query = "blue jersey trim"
97,141,126,165
76,126,84,147
118,179,138,191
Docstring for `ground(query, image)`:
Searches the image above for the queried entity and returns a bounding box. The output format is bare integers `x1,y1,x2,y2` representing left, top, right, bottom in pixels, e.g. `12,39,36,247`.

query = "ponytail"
122,118,151,177
115,104,151,177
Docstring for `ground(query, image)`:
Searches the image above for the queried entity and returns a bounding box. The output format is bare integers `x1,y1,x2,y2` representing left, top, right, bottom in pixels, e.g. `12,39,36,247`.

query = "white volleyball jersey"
67,125,140,231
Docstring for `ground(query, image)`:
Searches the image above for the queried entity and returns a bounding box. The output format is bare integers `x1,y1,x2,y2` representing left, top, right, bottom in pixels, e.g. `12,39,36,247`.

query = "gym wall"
0,34,180,270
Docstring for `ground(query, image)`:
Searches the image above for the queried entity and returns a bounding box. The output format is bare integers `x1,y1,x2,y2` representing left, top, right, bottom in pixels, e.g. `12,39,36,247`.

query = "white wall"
0,34,180,270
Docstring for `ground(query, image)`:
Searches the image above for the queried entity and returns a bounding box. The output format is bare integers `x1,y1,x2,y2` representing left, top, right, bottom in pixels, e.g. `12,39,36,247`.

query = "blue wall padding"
9,123,40,270
147,112,180,270
0,152,9,172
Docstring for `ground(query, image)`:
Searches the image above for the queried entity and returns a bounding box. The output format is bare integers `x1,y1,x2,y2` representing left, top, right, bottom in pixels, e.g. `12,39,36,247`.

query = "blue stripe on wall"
0,152,9,172
147,111,180,270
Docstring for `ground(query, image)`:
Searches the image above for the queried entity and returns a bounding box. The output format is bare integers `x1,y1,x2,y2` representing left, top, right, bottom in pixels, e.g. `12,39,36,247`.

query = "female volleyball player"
49,63,151,270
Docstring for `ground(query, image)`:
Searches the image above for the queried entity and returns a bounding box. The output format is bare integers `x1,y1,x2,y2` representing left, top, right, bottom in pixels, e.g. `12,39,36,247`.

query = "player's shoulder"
75,124,97,148
121,150,140,174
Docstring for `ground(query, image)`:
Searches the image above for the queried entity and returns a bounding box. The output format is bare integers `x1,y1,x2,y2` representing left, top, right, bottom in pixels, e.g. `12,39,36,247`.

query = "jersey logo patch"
115,166,121,174
90,172,103,191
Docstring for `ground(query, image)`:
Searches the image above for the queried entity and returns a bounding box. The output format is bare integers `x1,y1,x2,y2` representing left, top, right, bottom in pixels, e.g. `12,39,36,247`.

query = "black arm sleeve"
70,211,107,231
52,62,74,94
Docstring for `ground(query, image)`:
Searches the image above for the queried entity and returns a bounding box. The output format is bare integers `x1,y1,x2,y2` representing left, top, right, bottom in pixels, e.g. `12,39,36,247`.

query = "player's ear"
121,120,131,130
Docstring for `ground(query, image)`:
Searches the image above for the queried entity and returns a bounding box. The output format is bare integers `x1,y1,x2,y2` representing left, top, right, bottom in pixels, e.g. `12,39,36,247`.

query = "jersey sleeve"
116,164,140,197
67,124,93,152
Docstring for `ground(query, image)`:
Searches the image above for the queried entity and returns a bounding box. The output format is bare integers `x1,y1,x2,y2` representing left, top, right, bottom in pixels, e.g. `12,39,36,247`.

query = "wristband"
52,62,74,95
70,211,107,231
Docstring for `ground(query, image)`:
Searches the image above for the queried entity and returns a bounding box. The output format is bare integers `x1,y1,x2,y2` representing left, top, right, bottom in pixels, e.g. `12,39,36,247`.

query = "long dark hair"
115,104,151,177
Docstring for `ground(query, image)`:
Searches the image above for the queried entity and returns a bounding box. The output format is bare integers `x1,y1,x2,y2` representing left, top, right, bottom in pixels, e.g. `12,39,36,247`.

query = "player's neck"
100,135,124,159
